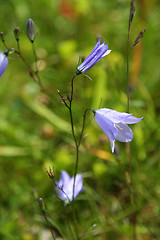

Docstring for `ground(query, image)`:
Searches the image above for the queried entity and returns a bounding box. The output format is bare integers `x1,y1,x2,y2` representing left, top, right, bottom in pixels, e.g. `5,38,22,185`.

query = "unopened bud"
26,18,35,43
14,27,20,41
0,32,5,43
38,198,46,212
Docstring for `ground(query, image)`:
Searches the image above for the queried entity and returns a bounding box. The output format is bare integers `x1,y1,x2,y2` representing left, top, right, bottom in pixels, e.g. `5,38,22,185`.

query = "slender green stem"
70,74,77,102
12,47,49,96
39,198,56,240
127,2,137,239
1,39,8,49
32,42,38,73
67,74,80,239
43,212,56,240
127,25,130,114
78,108,92,147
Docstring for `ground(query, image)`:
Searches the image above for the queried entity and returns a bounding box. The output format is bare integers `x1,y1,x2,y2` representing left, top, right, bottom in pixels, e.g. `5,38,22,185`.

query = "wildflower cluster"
0,17,143,234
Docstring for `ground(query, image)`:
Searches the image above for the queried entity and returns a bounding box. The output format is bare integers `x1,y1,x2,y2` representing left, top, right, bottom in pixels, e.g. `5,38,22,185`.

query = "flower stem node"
93,108,143,153
77,39,111,74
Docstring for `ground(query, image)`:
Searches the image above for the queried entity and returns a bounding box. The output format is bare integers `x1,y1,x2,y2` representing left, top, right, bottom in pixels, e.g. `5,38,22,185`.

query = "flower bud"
38,198,46,212
26,18,35,42
14,27,20,41
0,32,5,43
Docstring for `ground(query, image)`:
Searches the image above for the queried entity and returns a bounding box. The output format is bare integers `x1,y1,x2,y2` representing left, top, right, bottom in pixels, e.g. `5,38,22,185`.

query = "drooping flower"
0,51,8,77
76,39,111,75
93,108,143,153
55,170,84,203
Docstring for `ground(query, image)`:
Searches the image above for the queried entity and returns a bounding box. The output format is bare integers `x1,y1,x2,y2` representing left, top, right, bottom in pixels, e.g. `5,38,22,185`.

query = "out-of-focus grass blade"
92,67,107,108
0,146,28,156
24,98,71,133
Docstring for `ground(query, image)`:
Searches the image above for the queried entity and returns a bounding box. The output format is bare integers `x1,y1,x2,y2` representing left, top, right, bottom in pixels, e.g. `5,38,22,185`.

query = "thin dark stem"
57,89,70,109
16,40,20,53
127,25,130,114
32,42,38,73
60,73,92,239
78,108,92,147
43,212,56,240
39,199,56,240
67,74,80,239
72,108,92,201
31,42,47,93
70,74,77,102
1,40,8,49
12,48,49,96
127,2,137,239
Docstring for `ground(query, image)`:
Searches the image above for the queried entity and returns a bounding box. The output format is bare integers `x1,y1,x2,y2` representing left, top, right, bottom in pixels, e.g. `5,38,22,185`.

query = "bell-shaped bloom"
0,52,8,77
93,108,143,153
76,39,111,75
55,170,84,203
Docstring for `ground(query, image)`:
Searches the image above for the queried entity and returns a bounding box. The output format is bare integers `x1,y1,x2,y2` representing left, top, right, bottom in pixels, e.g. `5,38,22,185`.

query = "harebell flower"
76,39,111,75
55,170,84,204
93,108,143,153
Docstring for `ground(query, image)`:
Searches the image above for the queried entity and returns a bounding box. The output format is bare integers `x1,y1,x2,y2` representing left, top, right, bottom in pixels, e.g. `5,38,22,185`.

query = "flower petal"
78,40,101,71
59,170,70,189
82,44,109,73
96,108,133,123
0,54,8,77
122,116,143,124
95,110,118,139
55,181,66,201
100,49,112,58
73,174,84,198
115,123,133,142
95,110,118,152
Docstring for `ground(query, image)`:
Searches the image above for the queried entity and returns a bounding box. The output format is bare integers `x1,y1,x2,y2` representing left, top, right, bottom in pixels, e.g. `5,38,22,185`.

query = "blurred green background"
0,0,160,239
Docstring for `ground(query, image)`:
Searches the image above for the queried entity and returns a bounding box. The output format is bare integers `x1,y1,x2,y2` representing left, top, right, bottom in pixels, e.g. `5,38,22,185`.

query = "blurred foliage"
0,0,160,239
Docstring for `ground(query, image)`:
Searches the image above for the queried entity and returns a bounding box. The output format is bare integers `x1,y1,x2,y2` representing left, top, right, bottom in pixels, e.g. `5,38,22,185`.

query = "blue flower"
55,171,84,203
76,39,111,75
0,51,8,77
93,108,143,153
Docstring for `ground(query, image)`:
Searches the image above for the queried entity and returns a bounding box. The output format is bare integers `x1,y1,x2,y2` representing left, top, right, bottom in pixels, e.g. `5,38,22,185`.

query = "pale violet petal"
55,181,66,201
74,174,83,198
80,43,106,71
101,49,112,58
0,52,4,63
68,174,83,200
115,123,133,142
96,108,132,123
122,116,143,124
60,170,71,189
110,138,115,153
78,40,101,70
0,55,8,77
82,45,109,73
95,110,118,152
95,110,118,139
